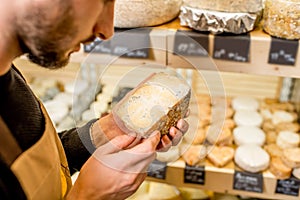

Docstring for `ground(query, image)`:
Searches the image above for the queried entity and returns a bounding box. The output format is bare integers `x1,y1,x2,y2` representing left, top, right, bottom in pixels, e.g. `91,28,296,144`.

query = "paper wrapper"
179,6,261,34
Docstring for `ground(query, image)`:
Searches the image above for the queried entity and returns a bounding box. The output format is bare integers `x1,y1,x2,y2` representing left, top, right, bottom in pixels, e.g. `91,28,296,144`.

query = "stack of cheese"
179,94,235,168
232,96,270,173
260,99,300,179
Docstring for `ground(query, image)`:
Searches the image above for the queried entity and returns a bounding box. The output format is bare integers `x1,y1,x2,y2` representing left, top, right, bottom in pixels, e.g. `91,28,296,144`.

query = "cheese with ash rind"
112,72,191,138
234,144,270,173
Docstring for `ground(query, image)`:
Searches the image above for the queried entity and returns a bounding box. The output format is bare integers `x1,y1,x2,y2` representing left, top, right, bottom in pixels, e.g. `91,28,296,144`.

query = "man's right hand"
67,132,160,200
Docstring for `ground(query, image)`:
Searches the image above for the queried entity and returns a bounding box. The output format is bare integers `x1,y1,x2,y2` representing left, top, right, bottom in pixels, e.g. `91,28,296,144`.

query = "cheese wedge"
112,72,191,138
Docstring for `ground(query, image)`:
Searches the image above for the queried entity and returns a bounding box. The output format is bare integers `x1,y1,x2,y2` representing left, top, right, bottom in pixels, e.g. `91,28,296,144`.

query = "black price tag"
184,164,205,185
147,160,167,180
275,176,300,196
233,170,263,193
268,37,299,66
173,30,209,56
213,33,250,62
84,38,111,54
110,28,151,58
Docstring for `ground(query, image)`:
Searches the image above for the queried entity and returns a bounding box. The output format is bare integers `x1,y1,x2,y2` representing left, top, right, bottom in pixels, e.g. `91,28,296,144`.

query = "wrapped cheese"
263,0,300,40
112,72,191,138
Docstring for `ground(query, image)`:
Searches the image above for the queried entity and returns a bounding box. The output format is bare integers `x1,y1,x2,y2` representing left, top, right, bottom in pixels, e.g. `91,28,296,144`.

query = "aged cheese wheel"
184,0,263,13
112,72,191,138
114,0,182,28
234,144,270,173
269,157,292,180
207,146,234,167
232,96,259,111
234,110,263,127
276,131,300,149
282,148,300,168
233,126,266,146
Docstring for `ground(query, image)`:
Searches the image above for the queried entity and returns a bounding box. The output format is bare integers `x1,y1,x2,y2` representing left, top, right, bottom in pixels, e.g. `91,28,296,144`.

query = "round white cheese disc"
232,96,259,111
234,110,263,127
43,100,69,125
234,144,270,173
272,110,295,125
90,101,108,116
233,126,266,146
276,131,300,149
53,92,74,108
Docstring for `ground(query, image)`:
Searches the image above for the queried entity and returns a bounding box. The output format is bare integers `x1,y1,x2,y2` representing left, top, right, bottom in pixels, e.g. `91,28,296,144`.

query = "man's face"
16,0,115,69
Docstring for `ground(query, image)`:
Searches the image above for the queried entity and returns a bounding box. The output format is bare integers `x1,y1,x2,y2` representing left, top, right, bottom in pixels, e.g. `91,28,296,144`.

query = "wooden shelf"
146,159,300,200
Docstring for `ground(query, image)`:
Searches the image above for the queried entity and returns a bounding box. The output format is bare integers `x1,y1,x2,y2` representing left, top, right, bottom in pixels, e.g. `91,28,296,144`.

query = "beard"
17,3,77,69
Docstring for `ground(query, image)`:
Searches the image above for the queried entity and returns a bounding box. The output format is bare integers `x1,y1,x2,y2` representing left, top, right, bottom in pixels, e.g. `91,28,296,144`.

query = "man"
0,0,189,199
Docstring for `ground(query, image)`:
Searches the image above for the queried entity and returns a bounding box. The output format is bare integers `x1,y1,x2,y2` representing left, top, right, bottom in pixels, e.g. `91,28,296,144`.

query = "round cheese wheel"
233,126,266,146
272,110,295,125
282,148,300,168
276,131,300,149
234,110,263,127
114,0,182,28
148,182,181,200
232,96,259,111
156,146,180,162
43,100,69,125
234,144,270,173
53,92,74,108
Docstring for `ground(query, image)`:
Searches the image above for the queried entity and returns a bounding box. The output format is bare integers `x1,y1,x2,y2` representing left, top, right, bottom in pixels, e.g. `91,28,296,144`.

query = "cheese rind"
276,131,300,149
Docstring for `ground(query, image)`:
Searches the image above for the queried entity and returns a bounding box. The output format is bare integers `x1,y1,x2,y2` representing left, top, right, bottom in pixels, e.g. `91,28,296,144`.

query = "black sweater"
0,66,96,199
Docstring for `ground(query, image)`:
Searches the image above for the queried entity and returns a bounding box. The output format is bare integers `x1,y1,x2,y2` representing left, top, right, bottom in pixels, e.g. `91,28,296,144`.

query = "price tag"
110,28,151,58
147,160,167,180
275,176,300,196
233,170,263,193
173,30,209,56
213,33,250,62
84,38,111,54
268,37,299,66
184,164,205,185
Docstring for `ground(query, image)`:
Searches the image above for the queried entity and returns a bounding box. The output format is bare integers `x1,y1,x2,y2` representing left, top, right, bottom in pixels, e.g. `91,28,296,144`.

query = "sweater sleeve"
58,119,97,174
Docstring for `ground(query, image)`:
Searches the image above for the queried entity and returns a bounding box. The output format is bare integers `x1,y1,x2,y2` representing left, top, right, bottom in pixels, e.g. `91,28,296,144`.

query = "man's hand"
90,113,189,151
67,132,160,200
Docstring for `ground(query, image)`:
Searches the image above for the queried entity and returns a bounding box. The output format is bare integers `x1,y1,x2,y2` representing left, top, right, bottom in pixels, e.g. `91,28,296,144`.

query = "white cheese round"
276,131,300,149
234,144,270,173
234,110,263,127
43,100,69,125
272,110,295,125
114,0,182,28
233,126,266,146
53,92,74,108
232,96,259,111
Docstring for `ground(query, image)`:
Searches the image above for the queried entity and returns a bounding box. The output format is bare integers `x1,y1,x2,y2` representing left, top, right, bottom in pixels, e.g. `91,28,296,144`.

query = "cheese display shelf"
12,15,300,200
146,159,300,200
